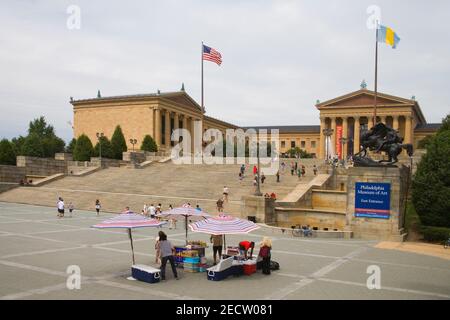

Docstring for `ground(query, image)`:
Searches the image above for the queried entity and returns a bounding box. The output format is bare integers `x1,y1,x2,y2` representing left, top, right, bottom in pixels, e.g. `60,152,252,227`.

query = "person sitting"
123,206,133,214
302,225,313,237
239,240,255,260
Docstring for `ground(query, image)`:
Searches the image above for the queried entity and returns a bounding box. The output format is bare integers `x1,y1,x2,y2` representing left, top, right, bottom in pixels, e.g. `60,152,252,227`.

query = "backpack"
270,260,280,271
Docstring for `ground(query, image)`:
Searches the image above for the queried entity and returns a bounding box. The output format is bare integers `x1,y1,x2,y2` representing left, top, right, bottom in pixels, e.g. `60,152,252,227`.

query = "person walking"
261,173,266,184
158,231,179,281
68,202,74,218
290,162,295,176
252,165,258,176
276,170,280,183
210,234,223,265
313,165,318,176
57,197,65,218
216,198,224,213
301,165,306,177
258,237,272,275
95,200,101,216
222,186,229,202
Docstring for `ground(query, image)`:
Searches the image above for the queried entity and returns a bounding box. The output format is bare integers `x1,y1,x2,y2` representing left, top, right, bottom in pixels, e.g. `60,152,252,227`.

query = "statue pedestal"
344,166,409,241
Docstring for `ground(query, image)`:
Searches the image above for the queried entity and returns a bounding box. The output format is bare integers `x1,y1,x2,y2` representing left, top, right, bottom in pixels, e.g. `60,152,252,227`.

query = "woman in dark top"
258,237,272,275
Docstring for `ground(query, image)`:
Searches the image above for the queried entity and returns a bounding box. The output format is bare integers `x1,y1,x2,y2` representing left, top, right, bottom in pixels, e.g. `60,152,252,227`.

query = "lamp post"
339,137,348,166
129,139,137,152
96,132,104,164
322,128,334,163
254,142,263,197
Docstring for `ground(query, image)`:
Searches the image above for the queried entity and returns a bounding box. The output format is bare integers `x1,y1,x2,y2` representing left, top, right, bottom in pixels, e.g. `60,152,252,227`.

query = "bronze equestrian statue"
353,123,413,167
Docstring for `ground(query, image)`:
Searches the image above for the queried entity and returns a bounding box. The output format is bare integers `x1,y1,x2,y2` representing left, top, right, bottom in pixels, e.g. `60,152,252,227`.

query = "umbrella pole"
128,228,135,265
223,234,226,252
185,216,188,245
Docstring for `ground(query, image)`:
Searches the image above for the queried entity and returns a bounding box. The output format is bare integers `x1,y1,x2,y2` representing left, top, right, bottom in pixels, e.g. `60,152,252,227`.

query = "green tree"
111,125,127,159
22,117,65,157
93,136,114,158
140,135,158,152
0,139,16,165
11,136,26,156
21,133,45,157
287,147,314,159
73,134,94,161
66,138,77,153
412,114,450,228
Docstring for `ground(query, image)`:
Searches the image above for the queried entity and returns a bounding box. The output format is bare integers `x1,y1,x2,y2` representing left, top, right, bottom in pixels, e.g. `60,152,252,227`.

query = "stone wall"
344,166,408,241
275,208,346,230
16,156,67,176
0,165,26,183
123,151,146,164
311,190,347,211
241,196,276,224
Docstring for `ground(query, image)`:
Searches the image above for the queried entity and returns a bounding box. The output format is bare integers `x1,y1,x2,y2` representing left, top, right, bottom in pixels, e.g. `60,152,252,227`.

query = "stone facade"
71,88,440,160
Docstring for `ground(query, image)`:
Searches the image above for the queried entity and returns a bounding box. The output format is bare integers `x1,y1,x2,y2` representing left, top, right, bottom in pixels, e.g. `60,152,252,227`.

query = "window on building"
291,141,296,148
281,141,286,148
311,141,316,148
301,141,306,149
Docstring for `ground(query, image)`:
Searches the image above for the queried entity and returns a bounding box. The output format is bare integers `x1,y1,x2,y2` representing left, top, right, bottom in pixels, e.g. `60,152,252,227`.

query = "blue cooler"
131,264,161,283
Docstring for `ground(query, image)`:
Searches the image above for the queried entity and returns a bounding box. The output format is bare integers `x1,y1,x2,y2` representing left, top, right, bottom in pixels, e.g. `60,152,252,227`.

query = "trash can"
247,216,256,223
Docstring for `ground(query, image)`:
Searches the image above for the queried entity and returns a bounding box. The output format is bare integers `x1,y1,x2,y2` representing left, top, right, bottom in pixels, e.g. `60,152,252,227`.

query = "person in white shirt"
57,197,65,218
223,186,229,202
149,204,156,218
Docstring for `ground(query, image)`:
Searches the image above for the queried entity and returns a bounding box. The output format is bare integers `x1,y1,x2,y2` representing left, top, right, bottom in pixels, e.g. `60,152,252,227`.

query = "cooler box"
131,264,161,283
243,260,257,275
207,257,234,281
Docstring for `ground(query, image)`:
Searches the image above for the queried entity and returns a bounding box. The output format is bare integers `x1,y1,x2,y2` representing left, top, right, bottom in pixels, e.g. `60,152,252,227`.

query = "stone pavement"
0,202,449,300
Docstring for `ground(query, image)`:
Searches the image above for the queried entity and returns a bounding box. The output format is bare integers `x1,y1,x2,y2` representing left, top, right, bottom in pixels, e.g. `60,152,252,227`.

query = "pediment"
317,89,414,109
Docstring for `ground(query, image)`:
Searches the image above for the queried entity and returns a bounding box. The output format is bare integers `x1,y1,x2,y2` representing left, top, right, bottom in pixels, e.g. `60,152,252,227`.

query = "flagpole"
373,22,379,127
201,41,204,120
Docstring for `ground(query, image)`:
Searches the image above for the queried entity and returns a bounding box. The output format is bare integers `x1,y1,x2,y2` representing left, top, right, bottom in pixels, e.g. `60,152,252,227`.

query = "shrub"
111,125,127,159
93,136,114,159
73,134,94,161
420,226,450,243
140,135,158,152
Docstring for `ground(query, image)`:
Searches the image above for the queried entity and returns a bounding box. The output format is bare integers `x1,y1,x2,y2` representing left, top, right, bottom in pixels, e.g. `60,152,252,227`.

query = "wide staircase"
0,159,324,215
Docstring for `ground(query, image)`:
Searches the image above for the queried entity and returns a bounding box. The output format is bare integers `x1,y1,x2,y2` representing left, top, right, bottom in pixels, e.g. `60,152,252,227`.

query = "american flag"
203,44,222,66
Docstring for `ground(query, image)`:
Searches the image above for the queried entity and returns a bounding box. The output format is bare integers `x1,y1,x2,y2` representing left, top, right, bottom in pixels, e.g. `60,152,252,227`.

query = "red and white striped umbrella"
92,212,166,229
92,212,166,265
188,214,260,235
159,204,211,244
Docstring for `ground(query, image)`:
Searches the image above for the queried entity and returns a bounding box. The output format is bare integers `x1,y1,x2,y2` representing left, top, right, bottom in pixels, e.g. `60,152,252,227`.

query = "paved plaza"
0,202,449,300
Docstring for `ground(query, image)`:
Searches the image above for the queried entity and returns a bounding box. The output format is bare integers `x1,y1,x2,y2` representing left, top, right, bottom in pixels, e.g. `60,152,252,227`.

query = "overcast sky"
1,0,449,142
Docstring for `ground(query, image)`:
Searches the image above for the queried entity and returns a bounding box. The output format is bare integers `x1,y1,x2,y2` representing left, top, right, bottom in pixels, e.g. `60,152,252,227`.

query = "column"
330,117,336,156
173,112,179,143
404,115,412,144
393,116,399,131
380,116,387,124
354,117,360,154
182,116,189,154
165,110,171,149
342,117,348,159
154,108,161,148
190,117,196,154
319,117,326,160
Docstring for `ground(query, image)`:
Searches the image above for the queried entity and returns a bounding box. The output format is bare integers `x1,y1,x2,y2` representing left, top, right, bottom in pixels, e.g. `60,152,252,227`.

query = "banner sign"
355,183,391,219
336,125,343,159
